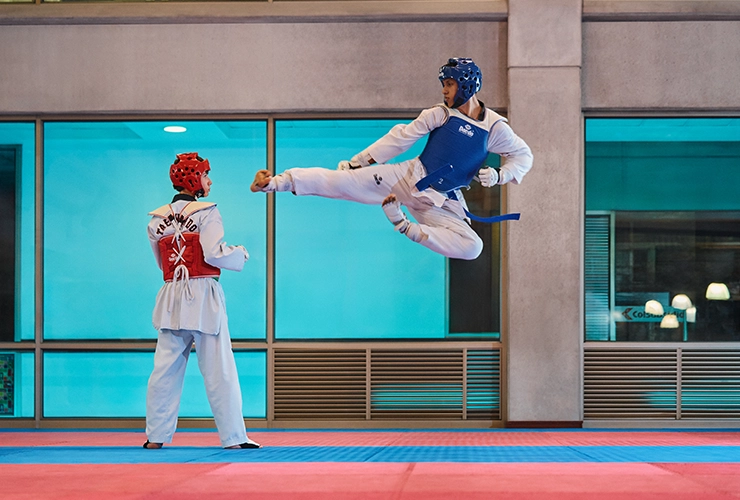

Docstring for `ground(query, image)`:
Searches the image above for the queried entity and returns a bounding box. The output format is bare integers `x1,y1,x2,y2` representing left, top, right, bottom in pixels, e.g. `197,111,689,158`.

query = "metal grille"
585,214,612,341
682,350,740,418
466,349,501,420
273,349,367,420
370,350,464,419
584,349,677,419
273,347,501,421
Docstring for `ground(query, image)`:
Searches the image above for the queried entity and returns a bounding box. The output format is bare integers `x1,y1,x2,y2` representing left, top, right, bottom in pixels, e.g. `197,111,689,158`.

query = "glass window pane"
43,121,267,340
585,118,740,342
0,122,35,342
274,120,447,340
0,351,34,418
43,350,266,418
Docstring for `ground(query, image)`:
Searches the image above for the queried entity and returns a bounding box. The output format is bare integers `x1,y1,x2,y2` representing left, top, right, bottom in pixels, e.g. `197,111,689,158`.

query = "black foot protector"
237,440,262,449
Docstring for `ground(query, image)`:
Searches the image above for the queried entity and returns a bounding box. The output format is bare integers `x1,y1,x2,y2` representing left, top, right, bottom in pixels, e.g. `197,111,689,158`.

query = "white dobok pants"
288,158,483,260
145,322,248,448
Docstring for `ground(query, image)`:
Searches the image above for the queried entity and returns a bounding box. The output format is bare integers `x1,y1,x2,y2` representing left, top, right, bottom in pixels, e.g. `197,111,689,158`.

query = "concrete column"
505,0,583,424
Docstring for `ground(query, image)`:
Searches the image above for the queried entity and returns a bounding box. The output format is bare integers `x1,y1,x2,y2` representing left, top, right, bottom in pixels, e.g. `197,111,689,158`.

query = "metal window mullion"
266,117,275,425
462,348,467,419
34,118,43,428
676,347,682,420
365,348,371,420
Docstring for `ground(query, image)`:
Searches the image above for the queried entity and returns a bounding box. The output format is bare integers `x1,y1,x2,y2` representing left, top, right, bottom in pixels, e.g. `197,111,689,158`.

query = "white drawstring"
165,203,195,311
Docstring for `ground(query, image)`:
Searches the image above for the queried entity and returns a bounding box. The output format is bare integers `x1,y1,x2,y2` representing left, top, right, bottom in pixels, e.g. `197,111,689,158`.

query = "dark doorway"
0,146,19,342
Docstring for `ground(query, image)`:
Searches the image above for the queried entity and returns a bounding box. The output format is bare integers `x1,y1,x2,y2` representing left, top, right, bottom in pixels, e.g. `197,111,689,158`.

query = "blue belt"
415,164,521,224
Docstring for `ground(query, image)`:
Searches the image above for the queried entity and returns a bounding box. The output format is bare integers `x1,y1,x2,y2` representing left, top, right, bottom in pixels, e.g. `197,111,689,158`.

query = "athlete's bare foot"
251,169,273,192
382,193,410,232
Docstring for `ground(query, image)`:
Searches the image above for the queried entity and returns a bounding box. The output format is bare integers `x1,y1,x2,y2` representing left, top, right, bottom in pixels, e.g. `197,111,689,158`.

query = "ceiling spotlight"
164,126,187,133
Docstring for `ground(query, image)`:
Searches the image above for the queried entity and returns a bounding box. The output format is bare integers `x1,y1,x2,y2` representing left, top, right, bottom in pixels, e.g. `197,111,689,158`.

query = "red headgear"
170,152,210,194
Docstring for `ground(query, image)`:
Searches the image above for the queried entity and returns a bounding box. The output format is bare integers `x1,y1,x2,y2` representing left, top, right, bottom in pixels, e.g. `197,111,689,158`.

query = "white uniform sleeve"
353,106,448,166
199,207,248,272
488,120,533,185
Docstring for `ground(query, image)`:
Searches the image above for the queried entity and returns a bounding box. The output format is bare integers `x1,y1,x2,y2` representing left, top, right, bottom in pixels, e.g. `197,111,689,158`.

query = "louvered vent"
273,349,366,420
466,349,501,420
371,350,463,419
584,349,677,418
585,214,612,341
681,350,740,418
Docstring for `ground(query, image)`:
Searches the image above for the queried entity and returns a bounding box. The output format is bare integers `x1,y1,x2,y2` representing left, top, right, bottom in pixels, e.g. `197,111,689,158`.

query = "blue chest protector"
416,109,521,225
418,115,490,192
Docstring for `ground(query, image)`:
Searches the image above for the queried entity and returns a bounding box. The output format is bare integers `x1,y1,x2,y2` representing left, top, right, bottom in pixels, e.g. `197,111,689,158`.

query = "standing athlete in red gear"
143,152,261,450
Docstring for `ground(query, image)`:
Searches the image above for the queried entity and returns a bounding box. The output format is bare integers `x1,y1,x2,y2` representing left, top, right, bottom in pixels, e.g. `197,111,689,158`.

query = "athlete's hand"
236,245,249,261
478,167,499,187
337,160,363,171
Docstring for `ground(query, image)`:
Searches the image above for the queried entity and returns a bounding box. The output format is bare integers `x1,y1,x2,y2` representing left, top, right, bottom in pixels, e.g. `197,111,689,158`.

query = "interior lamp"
705,283,730,300
671,294,692,310
686,307,697,323
645,300,664,316
660,314,679,328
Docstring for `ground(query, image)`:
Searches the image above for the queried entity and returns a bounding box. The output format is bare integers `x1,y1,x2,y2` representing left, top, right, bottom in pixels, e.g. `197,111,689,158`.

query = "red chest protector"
158,233,220,282
150,201,221,282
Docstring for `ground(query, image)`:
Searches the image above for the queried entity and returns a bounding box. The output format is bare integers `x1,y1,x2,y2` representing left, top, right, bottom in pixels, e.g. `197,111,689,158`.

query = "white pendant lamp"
660,314,679,328
645,300,664,316
671,294,692,310
705,283,730,301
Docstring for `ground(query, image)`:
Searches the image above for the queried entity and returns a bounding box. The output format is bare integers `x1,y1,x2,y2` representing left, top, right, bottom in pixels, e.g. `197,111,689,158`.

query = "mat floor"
1,429,739,499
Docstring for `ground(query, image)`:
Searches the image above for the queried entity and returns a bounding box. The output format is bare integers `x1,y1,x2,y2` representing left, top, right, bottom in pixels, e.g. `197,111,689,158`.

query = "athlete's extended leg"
251,163,413,205
145,330,193,445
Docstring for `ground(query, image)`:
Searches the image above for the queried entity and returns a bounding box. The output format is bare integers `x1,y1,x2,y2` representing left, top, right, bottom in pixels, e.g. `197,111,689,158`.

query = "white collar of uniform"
149,201,215,219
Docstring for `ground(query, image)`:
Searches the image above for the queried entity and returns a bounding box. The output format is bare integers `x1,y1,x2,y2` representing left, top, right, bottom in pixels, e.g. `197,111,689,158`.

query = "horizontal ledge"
584,0,740,21
0,1,507,26
585,342,740,349
584,418,740,428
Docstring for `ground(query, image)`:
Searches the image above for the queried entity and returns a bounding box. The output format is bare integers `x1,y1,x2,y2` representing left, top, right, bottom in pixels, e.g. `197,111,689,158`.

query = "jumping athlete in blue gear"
251,58,533,261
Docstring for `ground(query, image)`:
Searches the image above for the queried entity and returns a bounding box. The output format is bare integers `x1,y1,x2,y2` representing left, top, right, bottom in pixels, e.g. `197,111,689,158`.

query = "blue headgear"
438,58,482,108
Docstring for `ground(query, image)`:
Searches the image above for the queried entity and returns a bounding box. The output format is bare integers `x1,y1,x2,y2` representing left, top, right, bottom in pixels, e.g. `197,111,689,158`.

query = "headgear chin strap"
170,153,210,197
438,58,482,108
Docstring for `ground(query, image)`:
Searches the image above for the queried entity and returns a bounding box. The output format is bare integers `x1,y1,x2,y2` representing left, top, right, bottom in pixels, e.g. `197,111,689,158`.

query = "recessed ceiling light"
164,126,187,133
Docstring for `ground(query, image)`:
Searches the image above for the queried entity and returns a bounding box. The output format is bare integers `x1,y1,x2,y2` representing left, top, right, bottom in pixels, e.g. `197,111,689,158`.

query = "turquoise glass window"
274,120,448,339
43,351,266,418
43,121,267,340
585,118,740,342
0,352,34,418
0,122,35,342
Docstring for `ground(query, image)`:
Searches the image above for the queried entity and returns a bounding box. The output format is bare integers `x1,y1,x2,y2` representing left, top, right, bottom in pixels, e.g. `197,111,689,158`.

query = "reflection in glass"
274,120,502,340
43,121,267,340
586,118,740,342
43,350,266,418
0,352,34,418
0,123,35,342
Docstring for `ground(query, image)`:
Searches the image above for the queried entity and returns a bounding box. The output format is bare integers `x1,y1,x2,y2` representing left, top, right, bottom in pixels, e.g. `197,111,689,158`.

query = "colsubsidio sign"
613,306,687,322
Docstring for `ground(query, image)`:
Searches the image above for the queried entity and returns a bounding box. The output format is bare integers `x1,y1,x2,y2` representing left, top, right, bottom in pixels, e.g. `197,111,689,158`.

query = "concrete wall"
583,21,740,110
505,0,583,424
0,22,507,114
